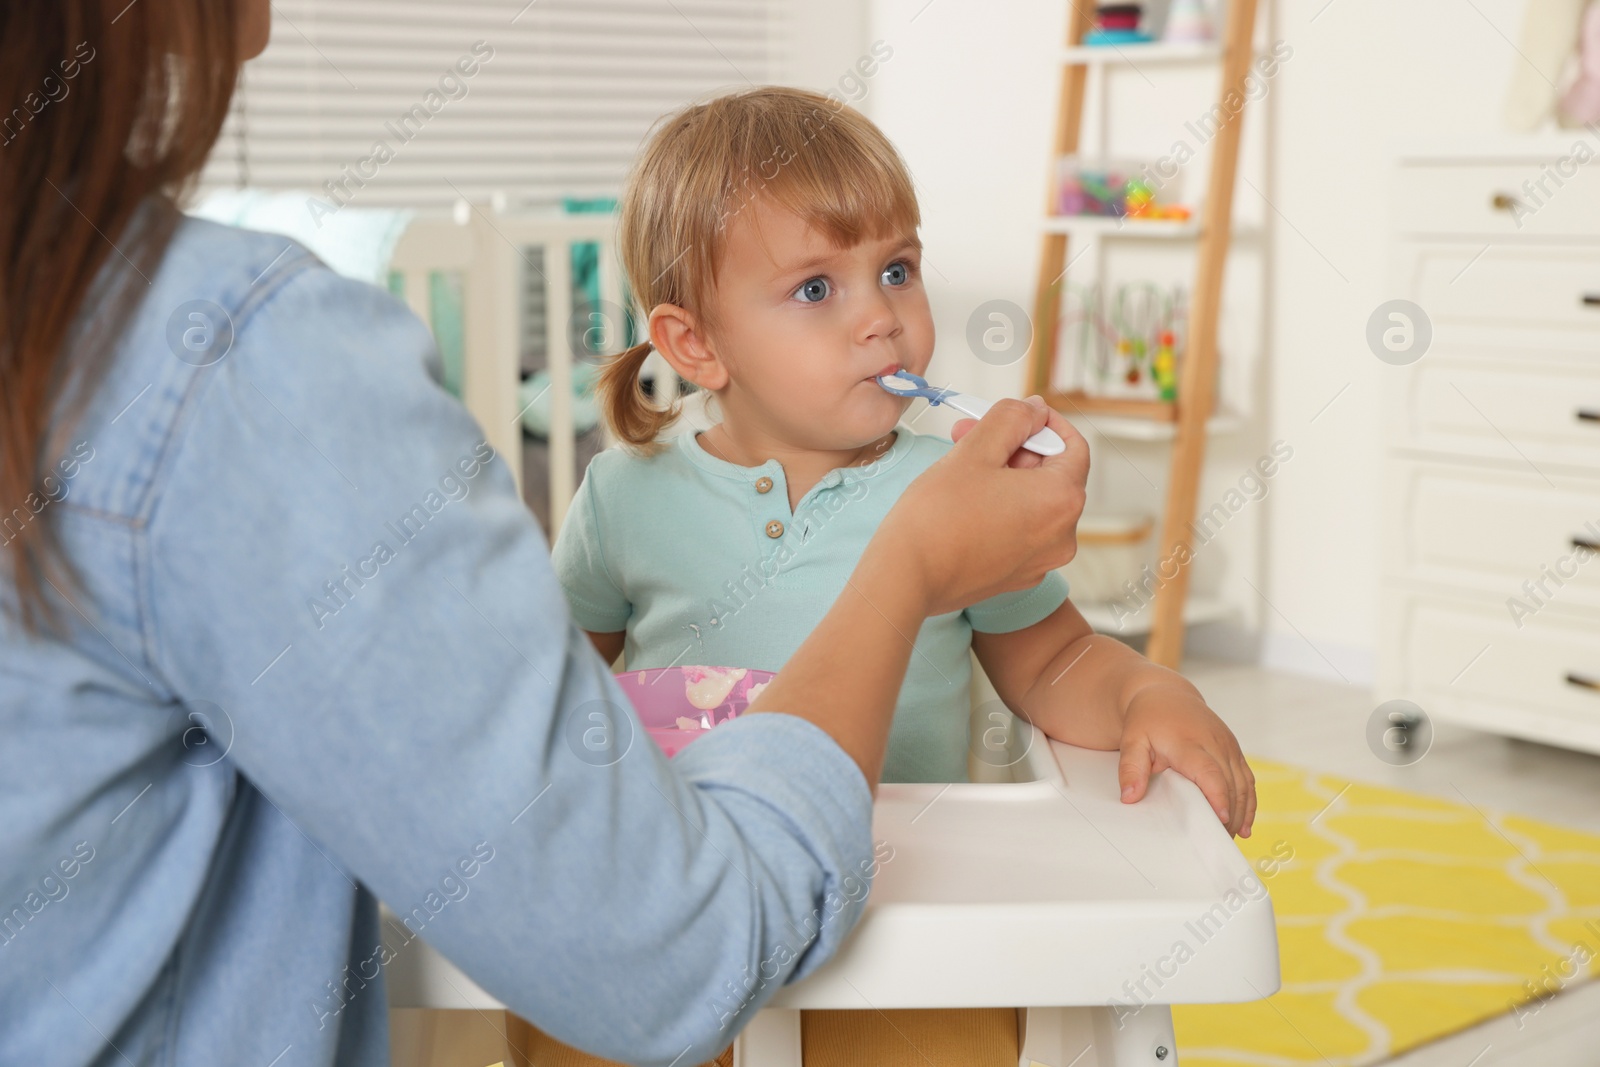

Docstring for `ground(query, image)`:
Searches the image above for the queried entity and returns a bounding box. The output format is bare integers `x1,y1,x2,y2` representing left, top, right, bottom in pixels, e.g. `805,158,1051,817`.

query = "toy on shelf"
1057,281,1190,403
1085,3,1152,45
1123,181,1193,221
1162,0,1216,43
1152,330,1178,400
1054,156,1193,221
1111,283,1159,387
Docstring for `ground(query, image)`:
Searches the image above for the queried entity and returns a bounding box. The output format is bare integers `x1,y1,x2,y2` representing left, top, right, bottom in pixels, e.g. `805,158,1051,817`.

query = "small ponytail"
596,341,680,454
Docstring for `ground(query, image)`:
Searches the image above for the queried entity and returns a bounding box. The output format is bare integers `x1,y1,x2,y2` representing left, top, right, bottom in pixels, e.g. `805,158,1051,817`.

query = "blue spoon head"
875,369,942,400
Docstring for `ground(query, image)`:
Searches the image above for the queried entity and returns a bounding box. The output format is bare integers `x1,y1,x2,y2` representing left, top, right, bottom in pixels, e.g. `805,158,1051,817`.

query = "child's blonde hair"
599,85,921,454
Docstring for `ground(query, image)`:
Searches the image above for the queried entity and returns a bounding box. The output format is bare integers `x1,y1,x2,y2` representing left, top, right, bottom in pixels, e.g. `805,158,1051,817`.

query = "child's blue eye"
794,277,830,303
883,261,911,286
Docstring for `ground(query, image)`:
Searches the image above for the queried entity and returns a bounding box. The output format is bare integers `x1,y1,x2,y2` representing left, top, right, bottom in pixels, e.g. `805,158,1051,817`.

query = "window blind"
201,0,791,211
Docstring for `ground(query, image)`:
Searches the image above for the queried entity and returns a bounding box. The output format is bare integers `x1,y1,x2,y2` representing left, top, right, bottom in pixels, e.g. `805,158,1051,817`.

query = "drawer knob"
1575,537,1600,552
1491,192,1522,212
1584,294,1600,307
1579,408,1600,422
1566,672,1600,694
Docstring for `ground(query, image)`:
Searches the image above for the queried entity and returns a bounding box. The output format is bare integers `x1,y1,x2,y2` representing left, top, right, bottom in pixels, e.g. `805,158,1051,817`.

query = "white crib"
382,205,1282,1067
388,206,684,532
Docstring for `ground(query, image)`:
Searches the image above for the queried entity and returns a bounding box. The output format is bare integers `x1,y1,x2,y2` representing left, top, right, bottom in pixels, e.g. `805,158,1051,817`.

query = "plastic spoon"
875,370,1066,456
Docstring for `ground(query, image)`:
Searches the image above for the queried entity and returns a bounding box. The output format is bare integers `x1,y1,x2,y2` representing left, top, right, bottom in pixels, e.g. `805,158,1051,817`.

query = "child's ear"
648,303,729,391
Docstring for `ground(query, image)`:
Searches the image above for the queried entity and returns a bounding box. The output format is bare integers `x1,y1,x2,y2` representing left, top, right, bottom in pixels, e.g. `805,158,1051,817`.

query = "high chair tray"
764,730,1281,1009
384,730,1281,1013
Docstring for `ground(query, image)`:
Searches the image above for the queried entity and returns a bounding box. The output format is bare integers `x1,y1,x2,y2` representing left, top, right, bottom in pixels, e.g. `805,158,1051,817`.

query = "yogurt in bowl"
615,665,776,757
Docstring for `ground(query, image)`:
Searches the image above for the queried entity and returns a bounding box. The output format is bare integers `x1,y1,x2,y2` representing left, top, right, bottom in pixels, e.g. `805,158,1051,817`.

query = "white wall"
1255,0,1519,683
862,0,1529,685
780,0,873,97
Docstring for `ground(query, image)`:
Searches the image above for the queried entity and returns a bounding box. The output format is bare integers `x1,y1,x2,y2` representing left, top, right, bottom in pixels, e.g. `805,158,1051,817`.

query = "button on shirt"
0,207,875,1067
551,428,1071,784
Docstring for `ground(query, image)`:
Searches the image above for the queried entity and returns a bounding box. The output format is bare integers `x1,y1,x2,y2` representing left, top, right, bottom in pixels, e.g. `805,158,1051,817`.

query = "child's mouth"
866,362,902,381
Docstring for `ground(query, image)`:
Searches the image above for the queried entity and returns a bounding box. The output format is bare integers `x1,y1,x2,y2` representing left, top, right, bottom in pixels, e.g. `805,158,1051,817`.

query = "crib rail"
390,205,664,533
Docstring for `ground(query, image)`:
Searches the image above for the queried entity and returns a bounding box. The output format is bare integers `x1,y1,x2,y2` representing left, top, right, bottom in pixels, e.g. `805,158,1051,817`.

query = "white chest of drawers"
1380,142,1600,755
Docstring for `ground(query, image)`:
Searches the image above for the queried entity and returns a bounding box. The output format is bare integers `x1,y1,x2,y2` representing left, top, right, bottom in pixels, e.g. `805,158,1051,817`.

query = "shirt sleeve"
141,260,875,1066
963,568,1072,634
550,462,632,633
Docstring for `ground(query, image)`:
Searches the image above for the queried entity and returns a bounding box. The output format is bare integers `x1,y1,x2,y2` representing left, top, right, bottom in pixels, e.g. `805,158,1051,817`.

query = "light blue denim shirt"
0,206,876,1067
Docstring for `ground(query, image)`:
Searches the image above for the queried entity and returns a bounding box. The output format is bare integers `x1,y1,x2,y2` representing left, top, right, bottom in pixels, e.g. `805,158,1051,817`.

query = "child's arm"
972,600,1256,838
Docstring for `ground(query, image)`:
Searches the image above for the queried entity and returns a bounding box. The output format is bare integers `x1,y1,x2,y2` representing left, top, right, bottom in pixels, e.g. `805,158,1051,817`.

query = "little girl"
548,86,1256,1067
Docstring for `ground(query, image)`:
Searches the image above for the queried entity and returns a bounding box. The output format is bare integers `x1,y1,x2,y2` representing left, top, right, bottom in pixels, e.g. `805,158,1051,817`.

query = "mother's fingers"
949,416,1030,467
1034,400,1090,478
950,397,1069,469
947,397,1054,468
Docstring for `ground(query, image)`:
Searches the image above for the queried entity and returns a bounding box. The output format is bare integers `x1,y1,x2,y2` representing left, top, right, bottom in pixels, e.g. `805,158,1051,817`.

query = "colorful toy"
1056,281,1189,402
1057,165,1129,216
1096,3,1143,31
1111,284,1151,385
1055,157,1193,221
1123,179,1156,219
1086,3,1153,45
1152,330,1178,400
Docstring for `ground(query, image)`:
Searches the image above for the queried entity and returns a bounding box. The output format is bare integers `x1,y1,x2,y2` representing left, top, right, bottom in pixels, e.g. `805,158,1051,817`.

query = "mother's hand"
874,396,1089,618
949,396,1081,469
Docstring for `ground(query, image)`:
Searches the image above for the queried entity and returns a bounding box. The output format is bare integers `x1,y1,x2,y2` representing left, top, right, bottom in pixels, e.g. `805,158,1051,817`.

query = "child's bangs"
716,93,928,255
737,105,920,252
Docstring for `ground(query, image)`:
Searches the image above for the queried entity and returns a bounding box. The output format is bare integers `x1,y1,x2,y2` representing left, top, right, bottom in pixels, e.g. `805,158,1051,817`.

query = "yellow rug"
1173,757,1600,1066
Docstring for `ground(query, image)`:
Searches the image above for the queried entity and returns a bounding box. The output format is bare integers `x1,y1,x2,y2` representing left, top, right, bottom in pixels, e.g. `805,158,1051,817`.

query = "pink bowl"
614,665,777,758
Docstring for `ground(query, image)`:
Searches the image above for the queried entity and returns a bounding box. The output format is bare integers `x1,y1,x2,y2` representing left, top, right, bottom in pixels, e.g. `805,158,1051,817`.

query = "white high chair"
386,712,1280,1066
383,207,1282,1065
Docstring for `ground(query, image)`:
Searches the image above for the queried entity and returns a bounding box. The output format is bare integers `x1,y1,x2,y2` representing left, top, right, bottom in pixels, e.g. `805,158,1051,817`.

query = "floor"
1182,659,1600,1067
1185,660,1600,837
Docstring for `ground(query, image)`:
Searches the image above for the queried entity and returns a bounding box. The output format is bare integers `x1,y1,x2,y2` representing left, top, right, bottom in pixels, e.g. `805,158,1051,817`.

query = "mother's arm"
143,261,875,1066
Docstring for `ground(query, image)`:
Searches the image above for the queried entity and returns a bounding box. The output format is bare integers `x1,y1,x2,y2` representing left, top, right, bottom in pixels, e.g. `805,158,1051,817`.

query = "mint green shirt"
550,426,1071,783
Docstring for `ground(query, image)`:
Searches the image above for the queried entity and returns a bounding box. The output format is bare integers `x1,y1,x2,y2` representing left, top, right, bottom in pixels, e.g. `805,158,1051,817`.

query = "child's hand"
1116,683,1256,839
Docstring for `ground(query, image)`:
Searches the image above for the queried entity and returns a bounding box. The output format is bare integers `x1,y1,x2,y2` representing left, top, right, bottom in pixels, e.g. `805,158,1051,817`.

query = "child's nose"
855,289,902,343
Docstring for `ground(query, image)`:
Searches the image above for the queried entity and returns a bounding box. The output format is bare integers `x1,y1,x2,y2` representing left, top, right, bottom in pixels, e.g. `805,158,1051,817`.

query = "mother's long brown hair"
0,2,240,633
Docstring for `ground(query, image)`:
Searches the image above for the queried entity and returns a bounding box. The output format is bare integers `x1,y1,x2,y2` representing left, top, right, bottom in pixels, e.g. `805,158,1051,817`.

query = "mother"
0,3,1088,1065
